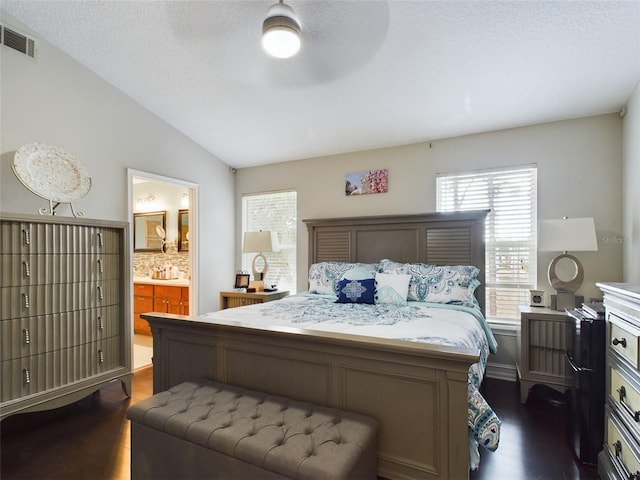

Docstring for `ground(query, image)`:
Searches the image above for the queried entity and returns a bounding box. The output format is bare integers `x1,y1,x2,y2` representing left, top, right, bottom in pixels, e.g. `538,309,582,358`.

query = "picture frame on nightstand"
529,289,545,307
234,273,250,290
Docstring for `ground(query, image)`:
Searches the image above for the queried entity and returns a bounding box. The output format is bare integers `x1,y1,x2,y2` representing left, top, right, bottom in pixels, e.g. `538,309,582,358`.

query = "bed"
142,210,499,480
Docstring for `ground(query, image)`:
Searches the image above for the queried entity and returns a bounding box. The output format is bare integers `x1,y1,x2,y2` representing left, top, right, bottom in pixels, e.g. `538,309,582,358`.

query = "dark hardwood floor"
471,378,600,480
1,367,152,480
1,369,600,480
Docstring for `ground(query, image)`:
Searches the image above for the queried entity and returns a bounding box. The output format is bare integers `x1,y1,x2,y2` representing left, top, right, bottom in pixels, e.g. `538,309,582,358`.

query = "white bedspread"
202,293,501,466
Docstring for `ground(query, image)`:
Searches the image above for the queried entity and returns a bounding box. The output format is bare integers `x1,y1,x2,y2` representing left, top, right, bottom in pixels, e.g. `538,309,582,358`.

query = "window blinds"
242,191,298,294
437,166,537,321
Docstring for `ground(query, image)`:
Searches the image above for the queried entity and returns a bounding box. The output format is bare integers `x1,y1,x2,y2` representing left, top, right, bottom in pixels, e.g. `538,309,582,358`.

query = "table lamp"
243,231,280,290
538,217,598,310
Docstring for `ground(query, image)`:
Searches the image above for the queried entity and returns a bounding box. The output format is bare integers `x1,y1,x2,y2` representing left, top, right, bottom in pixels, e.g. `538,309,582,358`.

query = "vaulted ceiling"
3,1,639,168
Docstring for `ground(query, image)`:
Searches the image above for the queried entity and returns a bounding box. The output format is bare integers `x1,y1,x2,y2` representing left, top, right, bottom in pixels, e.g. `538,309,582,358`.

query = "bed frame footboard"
142,313,479,480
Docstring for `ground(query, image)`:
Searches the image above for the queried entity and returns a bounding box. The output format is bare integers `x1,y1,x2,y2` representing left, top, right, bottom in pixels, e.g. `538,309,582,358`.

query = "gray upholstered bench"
127,379,379,480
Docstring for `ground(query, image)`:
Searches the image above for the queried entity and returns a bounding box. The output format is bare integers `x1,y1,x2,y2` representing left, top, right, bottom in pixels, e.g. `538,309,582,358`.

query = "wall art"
345,169,388,196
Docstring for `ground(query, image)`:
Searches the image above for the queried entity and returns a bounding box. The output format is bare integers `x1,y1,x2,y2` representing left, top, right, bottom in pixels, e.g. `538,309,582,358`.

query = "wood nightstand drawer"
219,290,289,310
227,297,260,308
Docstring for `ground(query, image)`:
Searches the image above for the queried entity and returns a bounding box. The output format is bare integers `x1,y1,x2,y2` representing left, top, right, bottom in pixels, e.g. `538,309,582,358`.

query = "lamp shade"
538,217,598,252
243,231,280,253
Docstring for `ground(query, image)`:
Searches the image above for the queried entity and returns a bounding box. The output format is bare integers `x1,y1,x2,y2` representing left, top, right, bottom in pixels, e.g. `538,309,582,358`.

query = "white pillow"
375,273,411,306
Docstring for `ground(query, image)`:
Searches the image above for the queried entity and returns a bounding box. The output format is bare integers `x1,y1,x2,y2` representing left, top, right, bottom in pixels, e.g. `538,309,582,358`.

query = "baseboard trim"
485,362,517,382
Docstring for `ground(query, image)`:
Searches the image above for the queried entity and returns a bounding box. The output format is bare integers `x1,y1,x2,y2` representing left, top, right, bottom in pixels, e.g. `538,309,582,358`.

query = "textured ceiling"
2,1,640,168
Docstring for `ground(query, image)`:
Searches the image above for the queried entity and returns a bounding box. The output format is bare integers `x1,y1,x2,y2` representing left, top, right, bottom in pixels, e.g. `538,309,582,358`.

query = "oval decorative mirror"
133,211,167,252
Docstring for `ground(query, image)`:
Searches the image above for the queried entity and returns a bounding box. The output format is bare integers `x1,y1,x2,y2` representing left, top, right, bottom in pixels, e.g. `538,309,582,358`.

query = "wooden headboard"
303,210,490,315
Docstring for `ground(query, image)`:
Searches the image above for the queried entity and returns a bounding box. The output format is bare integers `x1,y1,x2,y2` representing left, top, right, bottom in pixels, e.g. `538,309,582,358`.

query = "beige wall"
236,114,625,381
0,12,235,313
236,114,624,303
623,80,640,283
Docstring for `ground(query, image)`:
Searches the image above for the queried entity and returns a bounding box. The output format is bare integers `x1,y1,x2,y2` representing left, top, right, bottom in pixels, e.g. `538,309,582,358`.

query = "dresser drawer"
1,305,121,361
1,279,122,319
0,222,121,255
605,408,640,479
610,315,640,369
611,366,640,432
1,336,122,402
0,253,119,286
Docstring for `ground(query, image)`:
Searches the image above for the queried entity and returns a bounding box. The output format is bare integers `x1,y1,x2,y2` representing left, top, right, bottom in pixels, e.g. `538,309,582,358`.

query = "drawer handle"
613,337,628,348
612,440,640,480
96,232,103,248
97,285,104,301
22,328,30,345
97,259,103,273
22,293,29,309
22,260,30,277
98,316,104,331
22,229,30,246
98,350,104,363
617,386,640,422
23,368,30,384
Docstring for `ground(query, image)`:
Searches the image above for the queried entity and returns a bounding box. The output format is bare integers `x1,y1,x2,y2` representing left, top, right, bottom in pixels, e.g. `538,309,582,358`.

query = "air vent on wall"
1,24,36,58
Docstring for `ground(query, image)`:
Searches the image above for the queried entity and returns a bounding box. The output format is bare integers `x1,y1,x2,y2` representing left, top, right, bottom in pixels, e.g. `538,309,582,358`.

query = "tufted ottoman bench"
127,379,379,480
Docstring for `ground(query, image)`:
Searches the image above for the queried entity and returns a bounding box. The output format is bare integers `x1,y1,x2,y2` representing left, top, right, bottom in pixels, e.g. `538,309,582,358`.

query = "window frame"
241,190,297,294
437,165,538,323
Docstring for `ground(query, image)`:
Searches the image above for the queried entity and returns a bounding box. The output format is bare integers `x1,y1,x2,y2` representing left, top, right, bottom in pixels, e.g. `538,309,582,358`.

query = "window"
242,191,297,293
437,166,537,322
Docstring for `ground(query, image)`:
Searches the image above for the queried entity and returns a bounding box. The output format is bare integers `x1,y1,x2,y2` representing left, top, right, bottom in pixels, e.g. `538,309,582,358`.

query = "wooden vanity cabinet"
154,285,189,315
133,283,154,336
134,283,189,335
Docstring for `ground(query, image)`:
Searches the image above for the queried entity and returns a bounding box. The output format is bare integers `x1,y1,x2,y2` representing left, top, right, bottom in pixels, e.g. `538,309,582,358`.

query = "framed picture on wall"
345,169,388,196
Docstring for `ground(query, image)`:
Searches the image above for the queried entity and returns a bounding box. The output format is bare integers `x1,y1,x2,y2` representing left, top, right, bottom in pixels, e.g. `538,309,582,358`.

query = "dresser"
0,212,131,419
219,290,289,310
516,305,574,403
597,282,640,479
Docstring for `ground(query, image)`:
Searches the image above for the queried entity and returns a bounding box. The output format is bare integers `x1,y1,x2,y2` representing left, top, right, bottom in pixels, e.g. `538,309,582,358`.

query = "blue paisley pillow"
379,259,480,307
336,278,376,304
308,262,379,296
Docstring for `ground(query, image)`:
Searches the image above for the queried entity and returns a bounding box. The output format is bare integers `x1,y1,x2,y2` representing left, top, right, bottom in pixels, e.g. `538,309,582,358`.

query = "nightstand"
219,290,289,310
517,305,575,403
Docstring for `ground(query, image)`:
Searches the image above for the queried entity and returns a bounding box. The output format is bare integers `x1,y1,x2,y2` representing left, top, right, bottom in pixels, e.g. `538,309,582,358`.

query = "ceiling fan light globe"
262,27,300,58
262,1,301,59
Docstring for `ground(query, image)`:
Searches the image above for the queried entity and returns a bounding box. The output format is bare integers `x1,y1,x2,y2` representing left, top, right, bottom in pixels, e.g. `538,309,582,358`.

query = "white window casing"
242,190,297,294
437,165,537,322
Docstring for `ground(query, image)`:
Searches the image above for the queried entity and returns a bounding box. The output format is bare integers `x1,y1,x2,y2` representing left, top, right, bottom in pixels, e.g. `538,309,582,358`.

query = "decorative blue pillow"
309,262,379,296
336,278,376,304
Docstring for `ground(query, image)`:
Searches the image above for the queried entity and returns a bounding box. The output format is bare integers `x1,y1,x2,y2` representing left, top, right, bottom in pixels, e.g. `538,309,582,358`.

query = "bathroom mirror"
178,209,189,252
133,211,167,252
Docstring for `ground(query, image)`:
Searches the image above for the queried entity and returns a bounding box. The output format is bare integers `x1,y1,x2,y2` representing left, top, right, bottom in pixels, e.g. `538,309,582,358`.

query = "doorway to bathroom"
128,169,198,371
